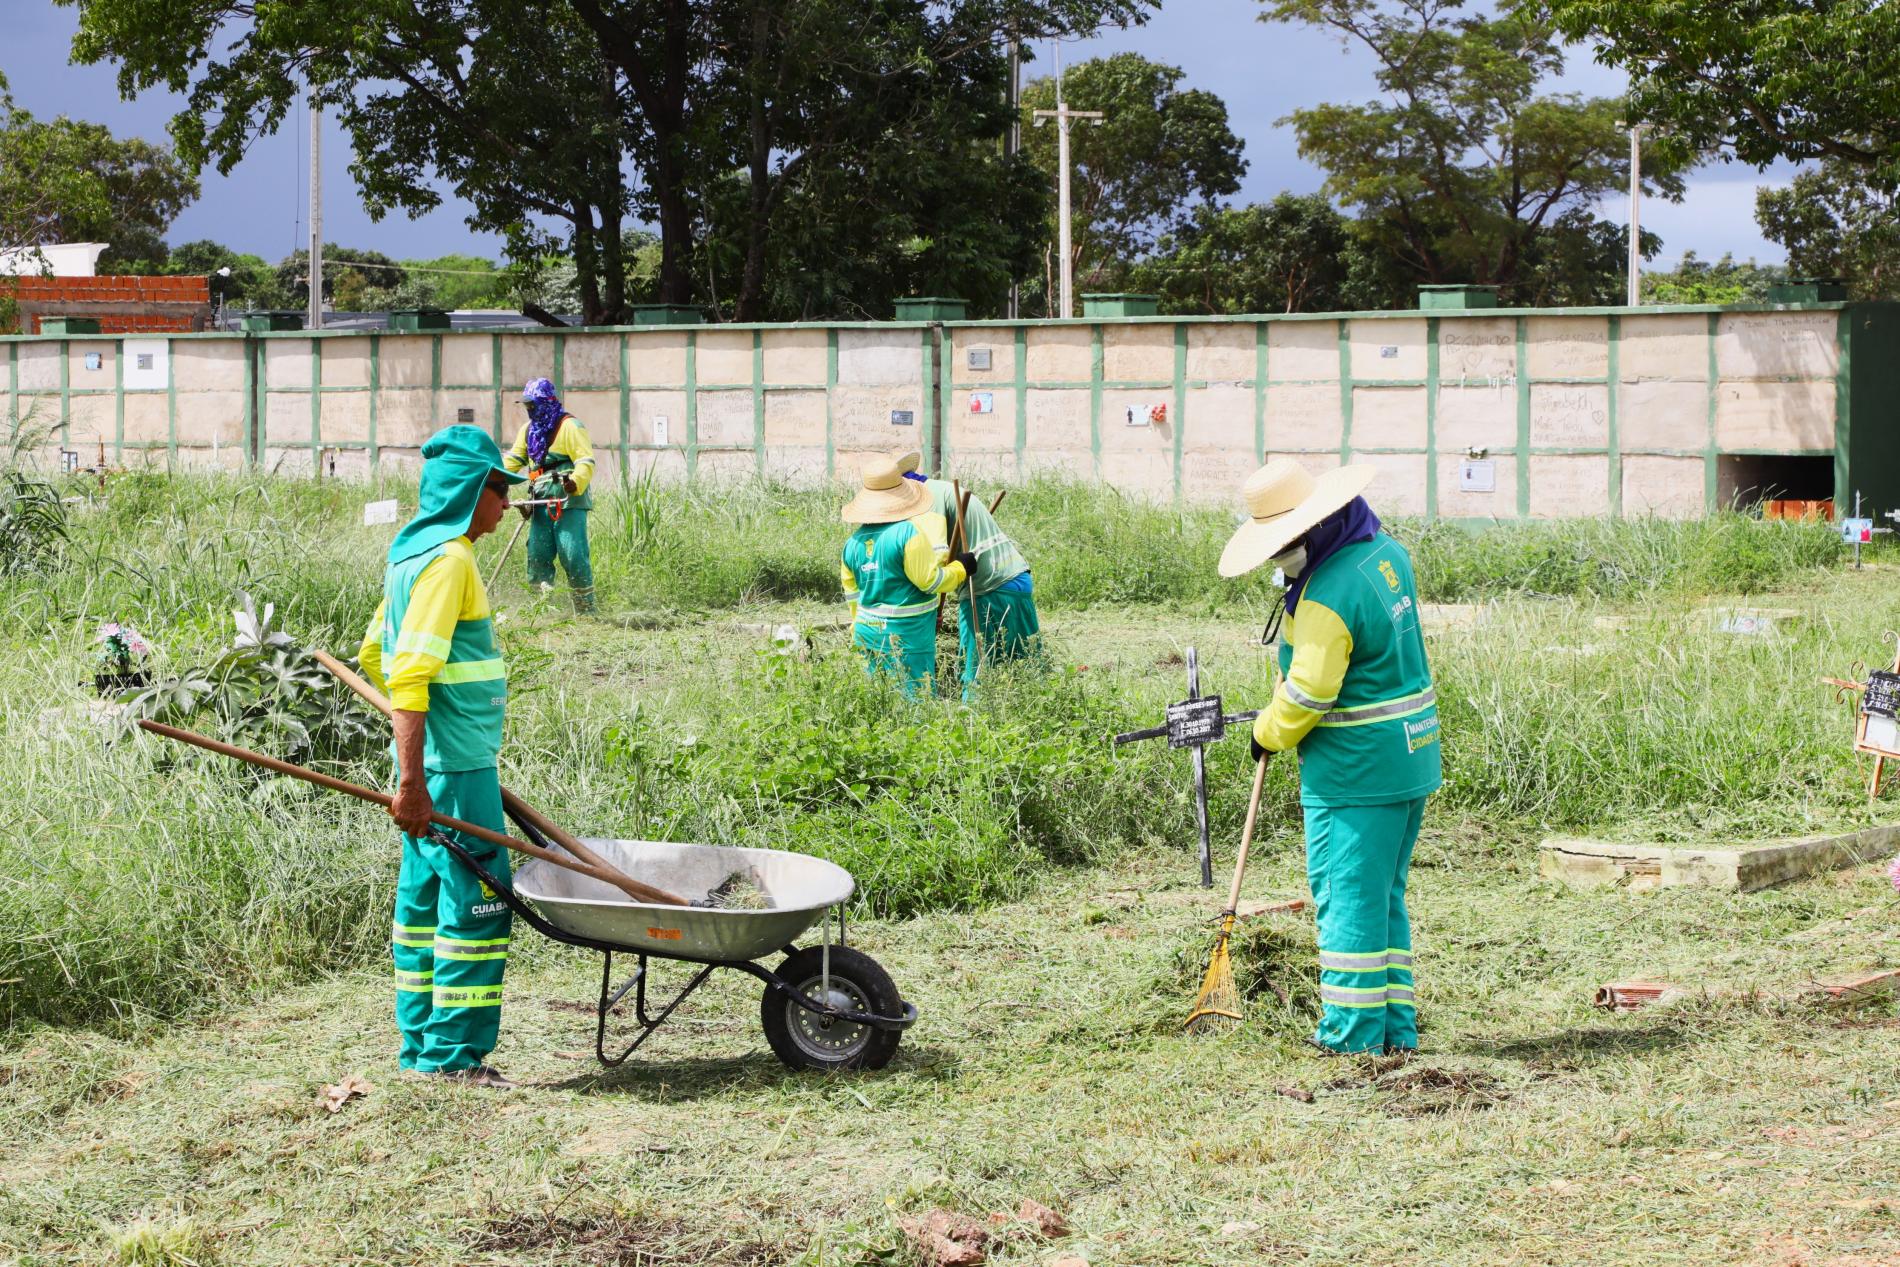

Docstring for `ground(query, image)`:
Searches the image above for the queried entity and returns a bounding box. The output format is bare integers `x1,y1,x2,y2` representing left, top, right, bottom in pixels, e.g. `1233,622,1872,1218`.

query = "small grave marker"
1112,646,1259,887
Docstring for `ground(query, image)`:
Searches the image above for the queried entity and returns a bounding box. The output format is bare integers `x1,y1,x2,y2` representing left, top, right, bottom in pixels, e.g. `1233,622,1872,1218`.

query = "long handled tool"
136,718,690,907
953,480,982,680
308,649,683,908
485,514,529,592
1185,753,1271,1031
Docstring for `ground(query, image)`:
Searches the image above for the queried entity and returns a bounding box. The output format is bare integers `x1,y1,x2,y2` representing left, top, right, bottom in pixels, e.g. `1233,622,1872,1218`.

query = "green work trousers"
526,506,595,613
1304,796,1425,1054
956,579,1042,697
853,610,937,700
391,767,512,1073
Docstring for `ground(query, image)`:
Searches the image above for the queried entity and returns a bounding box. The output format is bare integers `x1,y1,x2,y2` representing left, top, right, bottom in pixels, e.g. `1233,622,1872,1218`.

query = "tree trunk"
734,1,774,322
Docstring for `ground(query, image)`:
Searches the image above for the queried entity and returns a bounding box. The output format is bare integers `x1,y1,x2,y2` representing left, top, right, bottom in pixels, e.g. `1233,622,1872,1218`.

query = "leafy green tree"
1131,195,1358,314
64,0,1152,323
399,255,515,311
131,239,287,310
1019,53,1246,307
270,248,407,312
1640,251,1786,306
1756,161,1900,299
1545,0,1900,184
0,72,197,271
1262,0,1691,304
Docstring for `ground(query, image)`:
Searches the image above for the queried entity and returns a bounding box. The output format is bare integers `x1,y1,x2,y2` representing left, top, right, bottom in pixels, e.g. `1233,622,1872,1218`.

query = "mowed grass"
3,470,1898,1262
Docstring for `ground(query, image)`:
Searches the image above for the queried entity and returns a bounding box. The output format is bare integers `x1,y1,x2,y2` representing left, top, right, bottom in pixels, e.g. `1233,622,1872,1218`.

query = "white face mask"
1270,543,1308,580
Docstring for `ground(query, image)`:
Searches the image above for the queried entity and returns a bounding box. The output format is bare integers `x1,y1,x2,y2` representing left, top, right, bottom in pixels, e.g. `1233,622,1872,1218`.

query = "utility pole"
1006,34,1021,320
1625,121,1644,307
1032,41,1103,319
307,96,324,330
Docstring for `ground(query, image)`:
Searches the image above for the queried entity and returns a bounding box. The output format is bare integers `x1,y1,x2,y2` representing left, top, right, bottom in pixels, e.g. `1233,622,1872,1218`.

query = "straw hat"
1218,458,1378,578
889,447,924,476
841,454,932,524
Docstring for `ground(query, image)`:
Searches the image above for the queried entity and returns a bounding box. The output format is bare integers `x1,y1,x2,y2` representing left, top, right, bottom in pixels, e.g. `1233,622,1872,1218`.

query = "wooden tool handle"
1224,754,1271,915
310,649,688,907
988,489,1005,514
136,718,687,907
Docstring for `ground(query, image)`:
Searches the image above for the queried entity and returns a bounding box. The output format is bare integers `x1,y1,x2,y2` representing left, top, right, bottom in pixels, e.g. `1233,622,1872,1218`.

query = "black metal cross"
1112,645,1259,888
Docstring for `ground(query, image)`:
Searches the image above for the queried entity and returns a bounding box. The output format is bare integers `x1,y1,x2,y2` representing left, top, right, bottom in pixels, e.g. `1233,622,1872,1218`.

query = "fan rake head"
1184,913,1243,1032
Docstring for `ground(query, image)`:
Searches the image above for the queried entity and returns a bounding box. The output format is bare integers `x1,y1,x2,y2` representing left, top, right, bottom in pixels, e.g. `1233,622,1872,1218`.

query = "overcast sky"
7,0,1787,267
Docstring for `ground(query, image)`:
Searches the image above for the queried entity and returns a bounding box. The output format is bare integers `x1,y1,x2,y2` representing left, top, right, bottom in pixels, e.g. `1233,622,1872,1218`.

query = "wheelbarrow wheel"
761,945,903,1072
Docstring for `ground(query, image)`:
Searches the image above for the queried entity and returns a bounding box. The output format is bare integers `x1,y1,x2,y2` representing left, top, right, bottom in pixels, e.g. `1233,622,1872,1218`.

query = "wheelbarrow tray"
513,838,854,963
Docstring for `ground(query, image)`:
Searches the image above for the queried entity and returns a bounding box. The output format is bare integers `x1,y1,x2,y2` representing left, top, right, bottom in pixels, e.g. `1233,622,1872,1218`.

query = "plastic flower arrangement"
96,622,151,675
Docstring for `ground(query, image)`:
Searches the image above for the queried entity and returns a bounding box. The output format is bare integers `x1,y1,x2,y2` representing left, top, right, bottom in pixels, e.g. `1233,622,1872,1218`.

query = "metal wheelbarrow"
431,824,917,1072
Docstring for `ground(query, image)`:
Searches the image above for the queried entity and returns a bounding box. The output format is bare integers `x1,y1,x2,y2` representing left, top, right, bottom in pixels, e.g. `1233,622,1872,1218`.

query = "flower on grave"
95,621,151,673
1888,852,1900,894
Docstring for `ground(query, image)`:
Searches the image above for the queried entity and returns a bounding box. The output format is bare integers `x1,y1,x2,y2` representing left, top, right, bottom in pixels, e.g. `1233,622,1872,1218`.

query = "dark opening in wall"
1717,453,1834,509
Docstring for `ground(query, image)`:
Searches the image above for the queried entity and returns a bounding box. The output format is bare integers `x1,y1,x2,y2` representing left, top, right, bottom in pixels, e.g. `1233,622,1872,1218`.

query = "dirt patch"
1375,1066,1508,1117
472,1211,781,1267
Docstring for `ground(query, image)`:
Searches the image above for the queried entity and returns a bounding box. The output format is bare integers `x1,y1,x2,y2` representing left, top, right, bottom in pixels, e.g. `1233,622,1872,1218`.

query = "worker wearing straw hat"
891,449,1041,699
503,378,597,613
839,455,977,697
1220,458,1441,1056
358,424,526,1089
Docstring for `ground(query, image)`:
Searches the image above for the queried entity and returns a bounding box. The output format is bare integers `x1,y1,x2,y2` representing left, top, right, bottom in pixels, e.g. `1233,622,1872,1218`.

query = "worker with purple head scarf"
503,378,596,613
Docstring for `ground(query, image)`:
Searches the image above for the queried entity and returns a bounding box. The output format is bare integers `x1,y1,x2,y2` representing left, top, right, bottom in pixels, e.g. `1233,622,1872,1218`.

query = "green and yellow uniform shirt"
504,416,595,510
359,536,507,773
838,512,968,621
1253,532,1442,807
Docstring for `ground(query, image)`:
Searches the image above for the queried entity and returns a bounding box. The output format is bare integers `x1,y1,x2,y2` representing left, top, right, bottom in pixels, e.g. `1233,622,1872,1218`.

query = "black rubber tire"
760,944,905,1072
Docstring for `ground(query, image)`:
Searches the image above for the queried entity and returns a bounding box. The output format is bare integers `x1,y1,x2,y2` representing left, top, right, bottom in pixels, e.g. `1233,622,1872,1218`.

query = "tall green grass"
0,468,1870,1034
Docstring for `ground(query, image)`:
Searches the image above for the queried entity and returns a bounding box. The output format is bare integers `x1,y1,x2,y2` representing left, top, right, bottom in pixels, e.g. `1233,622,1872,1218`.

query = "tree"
1019,53,1246,307
1640,251,1786,306
1261,0,1691,304
0,73,198,271
64,0,1153,324
127,239,288,310
1131,195,1359,314
1545,0,1900,184
1756,162,1900,300
270,248,407,312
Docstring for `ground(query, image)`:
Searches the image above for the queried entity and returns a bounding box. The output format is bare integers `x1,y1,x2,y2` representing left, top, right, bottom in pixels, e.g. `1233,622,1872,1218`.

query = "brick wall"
2,275,212,334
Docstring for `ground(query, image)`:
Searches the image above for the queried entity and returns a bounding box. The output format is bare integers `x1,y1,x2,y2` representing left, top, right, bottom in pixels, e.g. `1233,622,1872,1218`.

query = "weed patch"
471,1209,783,1267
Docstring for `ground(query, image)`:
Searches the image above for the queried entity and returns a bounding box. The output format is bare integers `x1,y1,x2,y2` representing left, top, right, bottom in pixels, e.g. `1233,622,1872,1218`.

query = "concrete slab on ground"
1540,824,1900,892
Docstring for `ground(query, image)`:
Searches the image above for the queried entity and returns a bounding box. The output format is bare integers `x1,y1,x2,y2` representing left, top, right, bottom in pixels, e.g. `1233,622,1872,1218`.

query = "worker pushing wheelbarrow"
141,424,912,1087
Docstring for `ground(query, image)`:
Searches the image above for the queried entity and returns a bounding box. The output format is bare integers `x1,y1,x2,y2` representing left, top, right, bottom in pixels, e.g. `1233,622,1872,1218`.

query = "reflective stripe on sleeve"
394,630,453,659
1282,681,1338,713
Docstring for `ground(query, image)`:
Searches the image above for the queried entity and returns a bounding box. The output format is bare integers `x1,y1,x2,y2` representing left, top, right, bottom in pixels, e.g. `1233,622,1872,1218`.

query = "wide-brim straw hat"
1218,458,1378,578
841,454,932,524
889,447,924,476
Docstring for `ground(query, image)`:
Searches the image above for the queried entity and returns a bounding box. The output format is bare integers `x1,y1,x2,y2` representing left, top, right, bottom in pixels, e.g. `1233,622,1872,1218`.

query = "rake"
1185,752,1270,1031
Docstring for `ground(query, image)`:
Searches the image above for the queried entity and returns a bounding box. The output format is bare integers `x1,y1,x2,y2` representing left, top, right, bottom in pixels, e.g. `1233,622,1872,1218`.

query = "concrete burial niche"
1539,825,1900,892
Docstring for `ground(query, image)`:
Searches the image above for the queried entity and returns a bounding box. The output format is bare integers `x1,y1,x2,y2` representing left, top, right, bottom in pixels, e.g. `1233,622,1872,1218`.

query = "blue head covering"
1283,496,1382,615
522,377,564,465
386,425,526,565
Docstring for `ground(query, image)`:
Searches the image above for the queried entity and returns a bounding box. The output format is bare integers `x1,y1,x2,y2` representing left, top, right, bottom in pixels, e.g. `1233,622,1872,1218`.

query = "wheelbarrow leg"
595,950,717,1068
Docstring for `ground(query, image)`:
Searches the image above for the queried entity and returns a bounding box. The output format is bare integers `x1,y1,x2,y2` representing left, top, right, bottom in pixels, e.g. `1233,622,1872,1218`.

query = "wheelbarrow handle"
134,718,687,906
309,650,687,908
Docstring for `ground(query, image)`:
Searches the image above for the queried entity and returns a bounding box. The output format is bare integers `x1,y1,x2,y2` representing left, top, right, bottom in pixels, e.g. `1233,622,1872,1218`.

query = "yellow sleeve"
902,523,965,595
1253,599,1353,752
503,424,528,473
839,560,858,618
383,550,477,712
553,418,595,495
358,598,387,693
913,510,950,558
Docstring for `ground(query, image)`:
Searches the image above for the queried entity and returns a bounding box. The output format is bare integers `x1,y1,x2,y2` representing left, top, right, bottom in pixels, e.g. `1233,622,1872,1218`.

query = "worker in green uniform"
504,378,597,613
359,424,526,1088
1220,458,1441,1056
892,450,1041,699
838,455,975,698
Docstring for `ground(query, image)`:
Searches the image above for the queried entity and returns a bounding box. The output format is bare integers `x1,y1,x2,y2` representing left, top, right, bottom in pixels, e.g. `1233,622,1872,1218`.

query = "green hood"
387,425,525,565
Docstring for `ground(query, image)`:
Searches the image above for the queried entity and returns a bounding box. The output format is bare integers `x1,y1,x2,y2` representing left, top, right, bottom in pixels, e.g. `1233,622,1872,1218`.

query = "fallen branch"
1594,968,1900,1013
